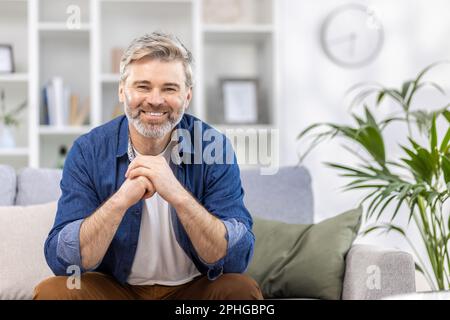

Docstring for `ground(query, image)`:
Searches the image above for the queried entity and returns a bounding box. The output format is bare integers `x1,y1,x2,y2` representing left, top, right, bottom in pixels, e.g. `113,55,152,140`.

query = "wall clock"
320,3,384,68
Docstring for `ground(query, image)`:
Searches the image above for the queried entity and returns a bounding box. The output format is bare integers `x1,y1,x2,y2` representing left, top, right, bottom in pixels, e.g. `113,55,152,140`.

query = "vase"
0,123,16,148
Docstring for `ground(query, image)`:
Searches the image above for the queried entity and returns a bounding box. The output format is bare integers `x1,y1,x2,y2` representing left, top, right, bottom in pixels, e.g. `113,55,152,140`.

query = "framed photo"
0,45,14,73
220,78,259,124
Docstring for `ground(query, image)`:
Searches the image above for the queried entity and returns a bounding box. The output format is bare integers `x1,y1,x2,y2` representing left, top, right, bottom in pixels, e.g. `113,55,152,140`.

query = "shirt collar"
116,114,196,159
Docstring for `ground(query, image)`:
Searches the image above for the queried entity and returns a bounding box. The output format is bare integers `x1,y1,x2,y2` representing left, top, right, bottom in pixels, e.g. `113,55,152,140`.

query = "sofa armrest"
341,244,416,300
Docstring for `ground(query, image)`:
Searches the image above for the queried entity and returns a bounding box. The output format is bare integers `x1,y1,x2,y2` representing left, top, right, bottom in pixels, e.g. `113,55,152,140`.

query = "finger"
143,178,156,199
126,157,142,178
128,167,152,180
126,157,153,178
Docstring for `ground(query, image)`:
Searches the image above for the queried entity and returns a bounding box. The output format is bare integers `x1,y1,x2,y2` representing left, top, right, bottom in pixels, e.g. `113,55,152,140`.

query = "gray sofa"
0,164,416,299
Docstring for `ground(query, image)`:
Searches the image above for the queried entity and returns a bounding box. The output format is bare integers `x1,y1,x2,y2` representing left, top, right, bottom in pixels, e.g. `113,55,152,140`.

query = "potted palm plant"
0,88,27,148
297,62,450,291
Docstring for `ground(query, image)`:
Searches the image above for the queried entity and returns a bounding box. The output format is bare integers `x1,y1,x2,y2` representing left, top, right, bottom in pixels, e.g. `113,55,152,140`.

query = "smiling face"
119,57,192,139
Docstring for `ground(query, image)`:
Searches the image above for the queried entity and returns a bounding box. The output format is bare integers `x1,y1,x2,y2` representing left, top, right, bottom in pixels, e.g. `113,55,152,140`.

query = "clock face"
320,4,384,68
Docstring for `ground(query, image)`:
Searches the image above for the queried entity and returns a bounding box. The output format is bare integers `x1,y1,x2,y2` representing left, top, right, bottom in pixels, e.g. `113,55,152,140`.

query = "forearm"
79,193,128,270
173,191,227,264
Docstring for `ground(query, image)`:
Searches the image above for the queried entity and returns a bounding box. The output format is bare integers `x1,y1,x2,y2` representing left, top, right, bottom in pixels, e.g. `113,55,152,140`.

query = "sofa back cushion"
0,201,56,299
0,164,16,206
240,166,314,224
15,168,62,205
13,165,314,224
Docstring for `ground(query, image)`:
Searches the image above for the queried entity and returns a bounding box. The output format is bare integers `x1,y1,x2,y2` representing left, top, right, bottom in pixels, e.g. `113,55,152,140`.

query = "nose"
144,89,165,106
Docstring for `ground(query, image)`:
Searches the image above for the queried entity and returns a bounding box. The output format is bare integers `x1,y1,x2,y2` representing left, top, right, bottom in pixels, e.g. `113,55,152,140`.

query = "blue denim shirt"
44,114,255,284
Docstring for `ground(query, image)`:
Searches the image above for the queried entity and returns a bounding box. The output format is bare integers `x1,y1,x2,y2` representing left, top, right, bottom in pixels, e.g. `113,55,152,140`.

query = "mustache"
136,104,171,113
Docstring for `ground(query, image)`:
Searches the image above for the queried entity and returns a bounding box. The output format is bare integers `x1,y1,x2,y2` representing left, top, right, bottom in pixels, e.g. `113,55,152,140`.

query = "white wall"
279,0,450,291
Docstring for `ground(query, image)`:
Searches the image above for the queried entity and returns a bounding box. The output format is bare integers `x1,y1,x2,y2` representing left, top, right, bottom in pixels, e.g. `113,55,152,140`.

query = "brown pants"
33,272,263,300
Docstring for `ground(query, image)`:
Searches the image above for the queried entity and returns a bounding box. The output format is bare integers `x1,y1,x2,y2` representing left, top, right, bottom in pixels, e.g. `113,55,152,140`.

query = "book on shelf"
41,77,89,127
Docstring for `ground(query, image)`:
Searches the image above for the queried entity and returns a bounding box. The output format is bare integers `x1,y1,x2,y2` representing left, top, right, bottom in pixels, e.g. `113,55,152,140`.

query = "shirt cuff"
222,218,248,250
56,219,84,271
198,218,248,280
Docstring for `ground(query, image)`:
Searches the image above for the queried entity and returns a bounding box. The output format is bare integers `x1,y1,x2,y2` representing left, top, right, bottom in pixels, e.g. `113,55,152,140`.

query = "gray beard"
124,102,184,139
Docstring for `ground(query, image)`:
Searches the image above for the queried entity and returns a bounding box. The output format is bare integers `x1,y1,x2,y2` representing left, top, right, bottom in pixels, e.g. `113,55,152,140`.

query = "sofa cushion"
0,201,56,299
246,207,362,300
0,164,16,206
240,166,313,224
15,168,62,205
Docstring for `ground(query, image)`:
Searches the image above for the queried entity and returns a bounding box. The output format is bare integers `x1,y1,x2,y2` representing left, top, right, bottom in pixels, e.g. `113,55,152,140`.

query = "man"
34,32,263,300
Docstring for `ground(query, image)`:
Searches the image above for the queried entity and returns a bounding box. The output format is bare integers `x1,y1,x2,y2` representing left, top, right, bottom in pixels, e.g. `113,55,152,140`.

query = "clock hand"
349,32,356,57
329,33,355,45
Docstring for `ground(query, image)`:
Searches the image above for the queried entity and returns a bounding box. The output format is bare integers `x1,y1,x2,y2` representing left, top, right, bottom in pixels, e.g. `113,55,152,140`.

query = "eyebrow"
132,80,150,86
131,81,180,88
163,82,180,88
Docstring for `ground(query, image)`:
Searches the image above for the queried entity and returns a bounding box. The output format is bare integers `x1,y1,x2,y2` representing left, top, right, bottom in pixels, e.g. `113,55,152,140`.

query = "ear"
118,82,125,103
184,87,193,110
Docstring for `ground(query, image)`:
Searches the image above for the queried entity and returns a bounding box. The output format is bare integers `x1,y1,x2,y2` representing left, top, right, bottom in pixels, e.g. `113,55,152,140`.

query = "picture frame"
220,78,259,124
203,0,243,24
0,45,14,73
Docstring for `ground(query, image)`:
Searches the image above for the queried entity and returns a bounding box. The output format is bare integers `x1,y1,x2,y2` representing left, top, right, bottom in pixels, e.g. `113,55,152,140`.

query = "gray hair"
120,32,194,88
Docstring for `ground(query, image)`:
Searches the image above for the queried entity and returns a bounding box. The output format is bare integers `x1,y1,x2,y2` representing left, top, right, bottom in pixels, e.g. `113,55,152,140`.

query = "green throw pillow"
246,207,362,300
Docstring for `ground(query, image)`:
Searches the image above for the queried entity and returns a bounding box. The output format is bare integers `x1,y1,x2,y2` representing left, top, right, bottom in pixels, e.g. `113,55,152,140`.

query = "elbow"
223,234,255,274
44,235,71,276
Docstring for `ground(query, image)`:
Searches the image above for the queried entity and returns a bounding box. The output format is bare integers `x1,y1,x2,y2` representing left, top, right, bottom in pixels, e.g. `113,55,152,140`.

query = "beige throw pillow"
0,201,57,300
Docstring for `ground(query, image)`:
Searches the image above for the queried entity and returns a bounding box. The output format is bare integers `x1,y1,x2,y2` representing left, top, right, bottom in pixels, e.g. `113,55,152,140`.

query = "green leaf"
415,61,450,85
401,80,414,99
430,114,437,151
376,91,385,106
376,195,397,220
415,263,424,274
439,127,450,153
443,110,450,123
416,81,446,96
441,155,450,186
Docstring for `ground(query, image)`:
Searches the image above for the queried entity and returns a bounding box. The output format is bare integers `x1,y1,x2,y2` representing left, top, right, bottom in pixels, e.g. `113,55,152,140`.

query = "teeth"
143,111,164,116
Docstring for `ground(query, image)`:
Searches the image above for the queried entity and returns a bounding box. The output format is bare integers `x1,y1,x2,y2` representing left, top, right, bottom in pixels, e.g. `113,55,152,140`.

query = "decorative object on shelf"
298,62,450,291
0,45,14,73
56,145,67,169
111,102,123,119
203,0,243,24
0,88,27,148
320,3,384,68
111,47,124,74
221,78,258,124
71,97,90,126
68,94,79,126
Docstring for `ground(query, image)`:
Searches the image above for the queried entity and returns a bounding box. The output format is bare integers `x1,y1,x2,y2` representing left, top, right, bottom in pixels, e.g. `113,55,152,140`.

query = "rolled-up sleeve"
200,151,255,279
44,139,100,276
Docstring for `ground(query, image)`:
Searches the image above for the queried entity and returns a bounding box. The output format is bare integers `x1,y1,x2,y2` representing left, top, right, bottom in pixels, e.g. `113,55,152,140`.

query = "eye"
164,87,176,92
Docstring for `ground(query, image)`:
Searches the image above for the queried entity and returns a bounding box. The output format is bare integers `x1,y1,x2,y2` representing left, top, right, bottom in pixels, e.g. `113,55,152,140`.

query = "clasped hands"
117,155,187,209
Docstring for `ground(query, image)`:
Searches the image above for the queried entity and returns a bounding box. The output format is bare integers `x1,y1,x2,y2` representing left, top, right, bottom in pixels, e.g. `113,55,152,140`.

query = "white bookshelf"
0,73,29,82
0,0,280,169
0,147,29,157
39,125,91,135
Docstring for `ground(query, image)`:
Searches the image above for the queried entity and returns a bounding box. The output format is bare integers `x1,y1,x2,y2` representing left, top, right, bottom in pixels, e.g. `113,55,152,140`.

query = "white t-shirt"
126,142,201,286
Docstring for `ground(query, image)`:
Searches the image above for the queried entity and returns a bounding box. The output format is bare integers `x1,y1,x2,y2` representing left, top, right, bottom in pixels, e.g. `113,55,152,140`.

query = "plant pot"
0,124,16,148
